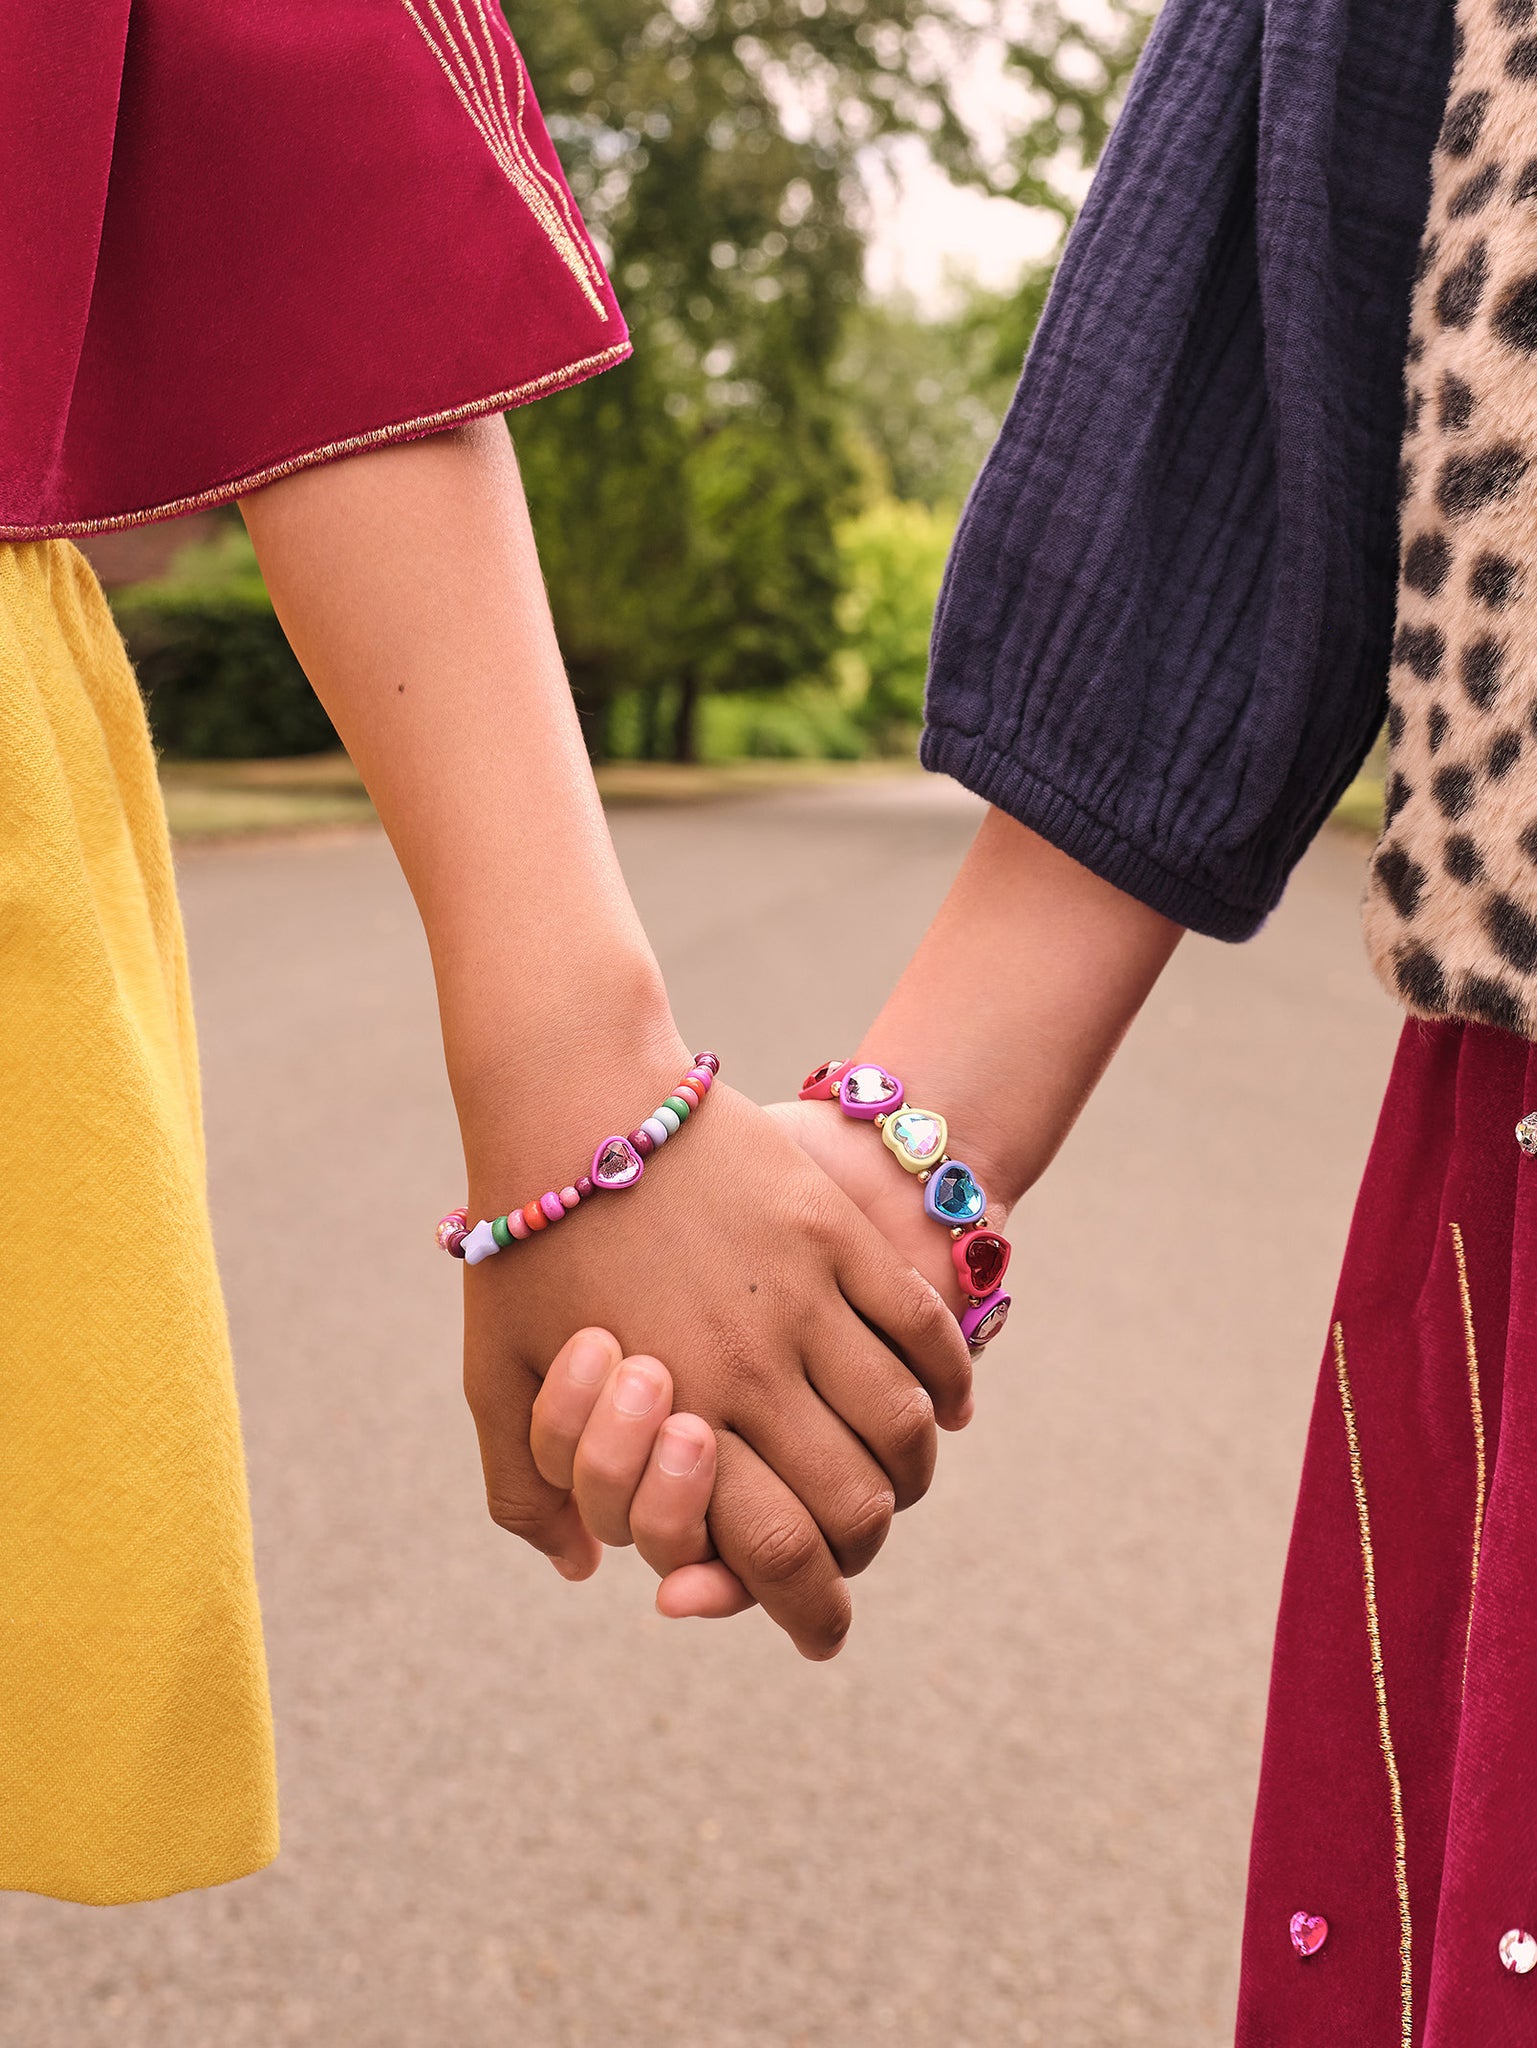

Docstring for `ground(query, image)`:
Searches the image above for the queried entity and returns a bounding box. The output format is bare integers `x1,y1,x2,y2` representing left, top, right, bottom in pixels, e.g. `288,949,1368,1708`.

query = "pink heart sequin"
1289,1912,1328,1958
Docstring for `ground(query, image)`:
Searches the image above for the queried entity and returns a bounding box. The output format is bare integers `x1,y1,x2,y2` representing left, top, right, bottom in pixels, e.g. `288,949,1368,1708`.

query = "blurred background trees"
115,0,1154,762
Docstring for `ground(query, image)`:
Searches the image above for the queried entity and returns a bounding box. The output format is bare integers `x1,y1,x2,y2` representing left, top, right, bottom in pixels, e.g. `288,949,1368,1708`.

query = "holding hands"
456,1051,1017,1657
459,1058,976,1659
239,417,1177,1664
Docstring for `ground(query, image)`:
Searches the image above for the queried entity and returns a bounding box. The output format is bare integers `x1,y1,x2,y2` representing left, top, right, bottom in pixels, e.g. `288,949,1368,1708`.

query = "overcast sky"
863,135,1059,308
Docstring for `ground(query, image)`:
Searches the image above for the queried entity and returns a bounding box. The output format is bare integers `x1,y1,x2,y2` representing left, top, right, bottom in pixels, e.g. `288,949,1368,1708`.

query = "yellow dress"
0,542,276,1904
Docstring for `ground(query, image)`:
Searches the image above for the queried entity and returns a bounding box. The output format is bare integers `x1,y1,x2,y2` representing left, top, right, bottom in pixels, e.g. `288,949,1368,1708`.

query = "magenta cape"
0,1,628,536
1240,1019,1537,2042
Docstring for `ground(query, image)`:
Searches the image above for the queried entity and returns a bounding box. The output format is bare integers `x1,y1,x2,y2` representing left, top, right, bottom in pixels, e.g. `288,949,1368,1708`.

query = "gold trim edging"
0,345,632,540
1333,1321,1413,2048
1449,1221,1487,1680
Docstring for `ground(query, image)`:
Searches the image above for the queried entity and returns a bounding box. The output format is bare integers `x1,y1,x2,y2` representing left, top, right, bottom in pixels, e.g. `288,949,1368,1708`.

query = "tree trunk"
670,669,699,764
639,681,665,761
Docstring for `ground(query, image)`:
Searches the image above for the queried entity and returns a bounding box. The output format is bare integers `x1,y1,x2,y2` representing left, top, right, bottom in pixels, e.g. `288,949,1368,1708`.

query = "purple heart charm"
590,1135,645,1190
960,1290,1010,1347
837,1063,904,1120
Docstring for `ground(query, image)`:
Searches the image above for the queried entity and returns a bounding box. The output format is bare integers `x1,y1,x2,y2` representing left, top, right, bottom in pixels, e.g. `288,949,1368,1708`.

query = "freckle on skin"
749,1282,757,1293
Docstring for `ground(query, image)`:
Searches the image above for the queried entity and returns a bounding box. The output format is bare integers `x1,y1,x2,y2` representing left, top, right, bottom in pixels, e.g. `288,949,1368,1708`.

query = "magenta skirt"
1239,1018,1537,2044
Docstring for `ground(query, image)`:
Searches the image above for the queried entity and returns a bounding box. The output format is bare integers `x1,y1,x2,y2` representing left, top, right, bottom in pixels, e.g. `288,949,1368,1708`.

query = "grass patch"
159,752,376,838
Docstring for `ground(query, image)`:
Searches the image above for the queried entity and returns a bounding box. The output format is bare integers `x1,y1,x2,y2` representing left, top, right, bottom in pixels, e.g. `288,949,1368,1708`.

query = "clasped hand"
462,1077,976,1660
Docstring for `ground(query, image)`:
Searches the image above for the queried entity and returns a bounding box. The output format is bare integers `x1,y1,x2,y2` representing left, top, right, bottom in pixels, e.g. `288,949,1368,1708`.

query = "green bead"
490,1214,512,1250
663,1094,691,1121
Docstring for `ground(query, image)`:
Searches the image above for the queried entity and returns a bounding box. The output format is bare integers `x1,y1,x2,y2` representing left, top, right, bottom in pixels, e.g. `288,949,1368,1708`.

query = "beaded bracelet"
437,1052,721,1265
799,1058,1013,1348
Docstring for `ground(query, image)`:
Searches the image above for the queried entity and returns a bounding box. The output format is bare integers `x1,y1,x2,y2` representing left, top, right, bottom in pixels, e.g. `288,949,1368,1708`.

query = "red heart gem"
954,1229,1010,1297
1289,1912,1328,1958
799,1059,850,1101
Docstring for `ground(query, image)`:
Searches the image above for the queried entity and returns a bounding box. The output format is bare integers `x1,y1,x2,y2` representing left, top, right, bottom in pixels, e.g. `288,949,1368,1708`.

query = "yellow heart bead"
881,1107,948,1174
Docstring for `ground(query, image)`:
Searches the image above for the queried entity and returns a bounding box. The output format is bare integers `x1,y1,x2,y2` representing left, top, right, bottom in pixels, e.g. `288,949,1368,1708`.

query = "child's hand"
765,1096,998,1321
527,1327,750,1616
462,1074,972,1661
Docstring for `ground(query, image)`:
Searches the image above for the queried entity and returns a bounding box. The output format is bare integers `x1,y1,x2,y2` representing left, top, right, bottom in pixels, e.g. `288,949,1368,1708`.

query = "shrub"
699,686,868,761
836,500,954,750
111,528,334,759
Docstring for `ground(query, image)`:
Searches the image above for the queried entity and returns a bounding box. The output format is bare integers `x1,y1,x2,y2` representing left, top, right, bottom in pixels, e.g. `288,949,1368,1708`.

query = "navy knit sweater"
922,0,1457,940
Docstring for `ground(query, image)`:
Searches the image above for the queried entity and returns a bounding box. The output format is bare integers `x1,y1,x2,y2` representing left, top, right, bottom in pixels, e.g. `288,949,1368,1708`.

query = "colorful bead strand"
438,1053,720,1266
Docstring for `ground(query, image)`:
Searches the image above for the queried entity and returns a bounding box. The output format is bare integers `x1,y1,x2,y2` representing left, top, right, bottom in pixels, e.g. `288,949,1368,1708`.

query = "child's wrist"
443,949,692,1175
849,1039,1038,1216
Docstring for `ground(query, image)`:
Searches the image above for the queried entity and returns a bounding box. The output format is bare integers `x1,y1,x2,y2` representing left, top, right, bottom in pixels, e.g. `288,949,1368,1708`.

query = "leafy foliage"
505,0,993,755
833,288,1022,509
999,0,1155,225
836,498,952,742
115,529,336,759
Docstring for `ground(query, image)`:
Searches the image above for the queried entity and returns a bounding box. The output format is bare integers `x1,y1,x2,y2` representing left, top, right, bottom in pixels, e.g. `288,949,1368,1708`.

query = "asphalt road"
0,779,1404,2048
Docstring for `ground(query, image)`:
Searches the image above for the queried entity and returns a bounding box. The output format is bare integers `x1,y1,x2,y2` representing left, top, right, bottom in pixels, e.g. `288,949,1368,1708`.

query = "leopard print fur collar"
1365,0,1537,1036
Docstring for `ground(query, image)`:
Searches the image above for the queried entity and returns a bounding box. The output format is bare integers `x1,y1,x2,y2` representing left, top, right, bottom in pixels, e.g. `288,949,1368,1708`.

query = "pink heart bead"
1289,1912,1328,1958
837,1063,904,1119
591,1135,645,1190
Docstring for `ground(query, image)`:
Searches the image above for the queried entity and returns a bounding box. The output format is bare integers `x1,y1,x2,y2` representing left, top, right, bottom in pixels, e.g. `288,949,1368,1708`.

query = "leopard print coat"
1364,0,1537,1036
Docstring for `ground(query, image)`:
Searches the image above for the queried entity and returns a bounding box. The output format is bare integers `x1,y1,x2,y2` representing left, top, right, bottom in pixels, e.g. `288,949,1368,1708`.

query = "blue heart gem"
924,1160,985,1226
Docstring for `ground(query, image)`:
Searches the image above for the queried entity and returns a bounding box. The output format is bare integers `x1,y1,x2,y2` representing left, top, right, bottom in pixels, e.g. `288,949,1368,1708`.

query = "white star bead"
461,1220,501,1265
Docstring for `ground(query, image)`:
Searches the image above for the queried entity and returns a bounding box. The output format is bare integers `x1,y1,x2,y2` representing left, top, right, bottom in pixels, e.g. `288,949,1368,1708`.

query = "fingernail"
567,1337,613,1386
613,1366,660,1416
550,1556,585,1581
657,1421,705,1477
958,1395,976,1427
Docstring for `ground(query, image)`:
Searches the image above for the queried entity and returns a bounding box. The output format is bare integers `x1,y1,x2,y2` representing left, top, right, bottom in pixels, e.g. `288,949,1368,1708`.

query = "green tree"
505,0,988,757
833,287,1022,510
506,0,1154,758
1002,0,1153,226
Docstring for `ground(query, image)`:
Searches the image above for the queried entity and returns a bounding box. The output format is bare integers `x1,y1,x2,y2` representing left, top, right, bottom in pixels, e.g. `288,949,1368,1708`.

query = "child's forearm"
240,418,688,1158
856,808,1183,1208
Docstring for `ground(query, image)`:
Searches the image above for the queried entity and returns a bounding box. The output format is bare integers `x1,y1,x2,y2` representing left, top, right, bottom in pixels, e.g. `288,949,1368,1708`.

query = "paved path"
0,783,1403,2048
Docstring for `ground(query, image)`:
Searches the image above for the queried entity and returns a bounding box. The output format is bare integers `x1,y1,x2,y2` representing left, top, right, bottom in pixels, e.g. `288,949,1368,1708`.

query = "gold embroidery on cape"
0,344,632,541
1333,1322,1413,2048
1449,1222,1487,1681
400,0,610,317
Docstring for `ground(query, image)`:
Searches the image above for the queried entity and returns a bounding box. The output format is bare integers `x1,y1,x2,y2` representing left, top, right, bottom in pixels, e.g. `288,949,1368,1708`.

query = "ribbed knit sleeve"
922,0,1455,940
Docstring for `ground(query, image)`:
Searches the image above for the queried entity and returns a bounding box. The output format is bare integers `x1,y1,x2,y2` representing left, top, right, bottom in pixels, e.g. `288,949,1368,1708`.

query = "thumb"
465,1342,602,1581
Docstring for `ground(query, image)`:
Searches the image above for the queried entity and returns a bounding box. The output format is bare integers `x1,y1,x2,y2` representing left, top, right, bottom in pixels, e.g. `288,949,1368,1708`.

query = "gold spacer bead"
874,1112,886,1128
